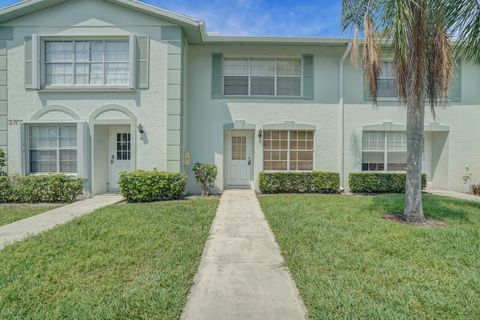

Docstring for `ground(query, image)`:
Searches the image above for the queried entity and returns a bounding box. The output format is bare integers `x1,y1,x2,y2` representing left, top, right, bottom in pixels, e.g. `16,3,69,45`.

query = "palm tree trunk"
404,89,426,223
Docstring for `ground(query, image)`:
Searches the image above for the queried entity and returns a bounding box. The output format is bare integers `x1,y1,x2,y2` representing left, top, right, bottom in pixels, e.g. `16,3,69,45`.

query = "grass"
0,204,60,227
0,198,218,320
259,194,480,319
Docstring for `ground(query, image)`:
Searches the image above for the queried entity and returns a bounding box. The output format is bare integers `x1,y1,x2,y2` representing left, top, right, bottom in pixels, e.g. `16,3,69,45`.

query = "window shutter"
128,34,136,89
212,53,223,98
24,37,32,88
302,55,314,100
450,60,461,102
19,123,26,175
136,35,149,89
31,34,41,89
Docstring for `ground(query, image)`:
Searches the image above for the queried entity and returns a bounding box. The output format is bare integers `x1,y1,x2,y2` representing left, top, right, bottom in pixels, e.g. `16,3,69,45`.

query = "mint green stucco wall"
1,0,185,193
1,0,479,194
186,43,480,193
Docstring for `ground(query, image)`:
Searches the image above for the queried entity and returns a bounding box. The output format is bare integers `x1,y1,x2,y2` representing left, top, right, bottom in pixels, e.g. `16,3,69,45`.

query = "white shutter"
128,34,136,89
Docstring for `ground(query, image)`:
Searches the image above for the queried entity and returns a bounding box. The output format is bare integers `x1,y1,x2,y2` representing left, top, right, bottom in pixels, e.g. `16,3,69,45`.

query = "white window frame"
39,35,135,90
223,56,303,97
263,130,315,172
26,123,80,176
362,131,407,172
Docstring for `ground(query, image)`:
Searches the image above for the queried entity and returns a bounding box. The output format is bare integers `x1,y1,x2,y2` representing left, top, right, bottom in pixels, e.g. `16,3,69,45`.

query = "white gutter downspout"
339,43,352,191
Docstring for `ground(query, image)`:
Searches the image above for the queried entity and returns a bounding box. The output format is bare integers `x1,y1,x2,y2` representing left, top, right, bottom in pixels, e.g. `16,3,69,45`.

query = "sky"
0,0,348,38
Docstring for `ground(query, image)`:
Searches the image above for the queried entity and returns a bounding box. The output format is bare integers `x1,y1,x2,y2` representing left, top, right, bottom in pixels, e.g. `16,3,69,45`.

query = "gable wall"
0,0,185,176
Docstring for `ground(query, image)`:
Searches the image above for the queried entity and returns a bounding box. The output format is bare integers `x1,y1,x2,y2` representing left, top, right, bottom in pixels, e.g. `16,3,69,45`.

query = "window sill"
262,170,314,173
38,86,135,93
27,173,78,177
215,95,311,101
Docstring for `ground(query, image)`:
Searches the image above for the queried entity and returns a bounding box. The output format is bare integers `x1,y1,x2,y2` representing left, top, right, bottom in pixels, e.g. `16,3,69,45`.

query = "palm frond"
363,12,382,105
350,28,360,68
408,0,427,107
442,0,480,64
426,24,453,116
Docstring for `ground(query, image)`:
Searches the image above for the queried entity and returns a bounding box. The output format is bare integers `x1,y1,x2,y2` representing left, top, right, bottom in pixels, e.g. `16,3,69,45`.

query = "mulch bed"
382,213,447,227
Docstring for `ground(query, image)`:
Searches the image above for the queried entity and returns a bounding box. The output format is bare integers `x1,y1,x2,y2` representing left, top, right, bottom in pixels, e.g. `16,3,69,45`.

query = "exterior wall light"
137,124,145,135
258,129,263,138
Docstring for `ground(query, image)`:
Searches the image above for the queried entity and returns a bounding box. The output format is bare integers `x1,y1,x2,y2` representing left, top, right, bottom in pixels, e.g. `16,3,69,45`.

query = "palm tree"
342,0,480,223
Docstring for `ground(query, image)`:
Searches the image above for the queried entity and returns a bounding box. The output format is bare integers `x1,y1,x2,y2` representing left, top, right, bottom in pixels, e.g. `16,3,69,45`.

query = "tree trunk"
203,175,210,197
404,88,426,223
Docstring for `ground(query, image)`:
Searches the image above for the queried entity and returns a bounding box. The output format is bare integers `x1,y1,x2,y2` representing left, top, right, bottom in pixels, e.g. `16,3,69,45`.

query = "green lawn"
259,194,480,319
0,198,218,320
0,204,60,227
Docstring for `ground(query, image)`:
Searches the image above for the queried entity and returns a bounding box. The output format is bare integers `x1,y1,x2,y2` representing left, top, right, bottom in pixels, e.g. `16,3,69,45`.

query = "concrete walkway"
0,194,123,250
181,189,306,320
425,189,480,202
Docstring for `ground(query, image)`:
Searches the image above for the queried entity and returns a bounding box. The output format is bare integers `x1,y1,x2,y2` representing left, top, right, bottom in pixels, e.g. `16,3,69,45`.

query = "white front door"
109,127,132,191
226,132,253,186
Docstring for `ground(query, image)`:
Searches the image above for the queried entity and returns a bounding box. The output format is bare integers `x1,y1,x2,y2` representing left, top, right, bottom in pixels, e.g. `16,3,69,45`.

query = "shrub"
0,176,11,202
0,174,85,203
259,171,340,194
119,170,187,202
192,163,218,196
0,148,6,176
470,184,480,196
349,172,427,193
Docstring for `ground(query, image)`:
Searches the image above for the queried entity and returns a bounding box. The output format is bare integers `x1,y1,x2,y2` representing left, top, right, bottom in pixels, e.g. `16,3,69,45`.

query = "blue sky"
0,0,347,37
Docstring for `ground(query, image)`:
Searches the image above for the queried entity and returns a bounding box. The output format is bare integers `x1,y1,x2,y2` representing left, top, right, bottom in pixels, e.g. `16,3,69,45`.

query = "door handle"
248,157,251,165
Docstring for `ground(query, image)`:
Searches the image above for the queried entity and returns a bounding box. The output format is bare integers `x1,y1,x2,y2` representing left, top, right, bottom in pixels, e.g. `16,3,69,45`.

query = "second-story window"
45,40,130,86
224,57,301,97
377,61,398,98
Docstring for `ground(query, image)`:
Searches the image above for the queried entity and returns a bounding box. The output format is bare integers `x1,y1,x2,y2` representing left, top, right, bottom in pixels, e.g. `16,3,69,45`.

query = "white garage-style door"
225,131,253,187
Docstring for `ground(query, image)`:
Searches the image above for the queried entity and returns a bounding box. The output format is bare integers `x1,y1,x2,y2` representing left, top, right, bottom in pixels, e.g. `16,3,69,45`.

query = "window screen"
45,40,130,86
263,130,314,171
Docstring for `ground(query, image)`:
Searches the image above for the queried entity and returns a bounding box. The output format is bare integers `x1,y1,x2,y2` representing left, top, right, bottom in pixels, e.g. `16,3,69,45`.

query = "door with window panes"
110,127,131,191
226,132,253,186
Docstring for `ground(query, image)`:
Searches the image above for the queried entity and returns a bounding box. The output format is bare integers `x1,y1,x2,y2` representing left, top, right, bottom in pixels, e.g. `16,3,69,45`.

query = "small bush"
259,172,340,194
119,170,187,202
349,172,427,193
0,148,6,176
0,174,85,203
0,176,11,202
192,163,218,196
470,184,480,196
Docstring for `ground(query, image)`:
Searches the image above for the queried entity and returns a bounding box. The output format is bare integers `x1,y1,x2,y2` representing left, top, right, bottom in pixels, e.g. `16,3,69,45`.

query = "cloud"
142,0,345,37
0,0,346,37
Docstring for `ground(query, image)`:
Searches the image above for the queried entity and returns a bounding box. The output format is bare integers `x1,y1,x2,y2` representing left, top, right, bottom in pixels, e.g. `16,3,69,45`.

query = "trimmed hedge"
119,170,187,202
349,172,427,193
0,174,86,203
259,171,340,194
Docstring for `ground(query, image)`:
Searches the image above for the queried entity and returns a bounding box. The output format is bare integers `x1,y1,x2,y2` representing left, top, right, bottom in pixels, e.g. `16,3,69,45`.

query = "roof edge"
0,0,203,29
203,35,351,45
